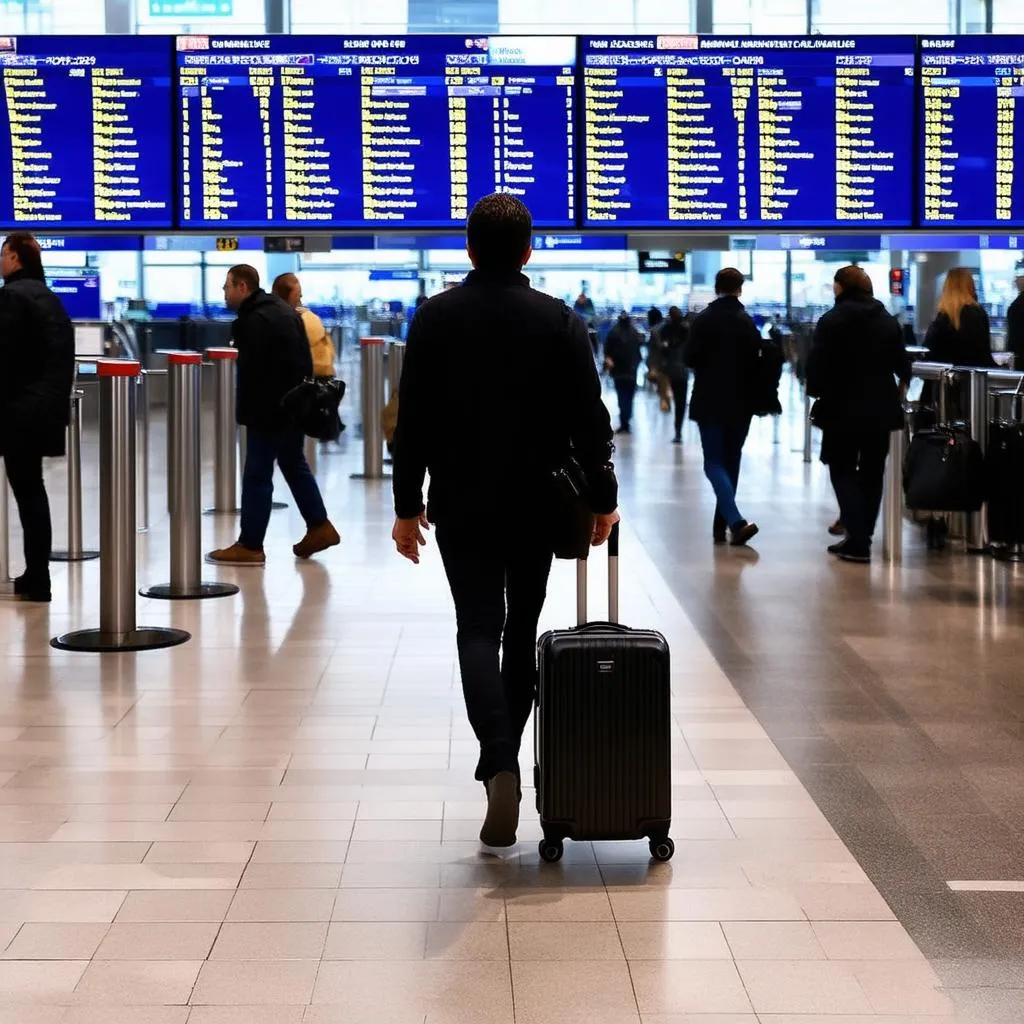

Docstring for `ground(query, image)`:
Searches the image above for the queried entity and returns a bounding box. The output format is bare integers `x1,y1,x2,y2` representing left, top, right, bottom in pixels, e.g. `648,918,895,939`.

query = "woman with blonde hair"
924,267,996,369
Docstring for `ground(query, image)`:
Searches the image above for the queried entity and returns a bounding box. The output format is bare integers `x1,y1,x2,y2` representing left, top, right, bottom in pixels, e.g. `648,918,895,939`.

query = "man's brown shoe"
293,520,341,559
207,543,266,566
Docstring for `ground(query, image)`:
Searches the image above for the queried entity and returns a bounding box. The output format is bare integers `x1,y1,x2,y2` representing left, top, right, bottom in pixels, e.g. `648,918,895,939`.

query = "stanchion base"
350,472,392,480
203,507,242,516
50,626,191,653
50,550,100,563
139,582,240,601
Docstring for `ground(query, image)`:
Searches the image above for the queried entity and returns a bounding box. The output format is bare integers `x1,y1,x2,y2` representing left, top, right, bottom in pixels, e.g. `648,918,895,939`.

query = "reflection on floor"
0,373,1017,1022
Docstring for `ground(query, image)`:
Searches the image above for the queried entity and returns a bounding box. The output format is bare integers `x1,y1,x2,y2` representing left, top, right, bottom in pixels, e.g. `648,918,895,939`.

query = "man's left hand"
393,514,430,564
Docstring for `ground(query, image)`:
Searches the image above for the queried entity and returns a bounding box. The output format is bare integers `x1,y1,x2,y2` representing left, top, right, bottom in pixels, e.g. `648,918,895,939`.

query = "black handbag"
546,455,595,561
904,425,986,513
281,377,346,442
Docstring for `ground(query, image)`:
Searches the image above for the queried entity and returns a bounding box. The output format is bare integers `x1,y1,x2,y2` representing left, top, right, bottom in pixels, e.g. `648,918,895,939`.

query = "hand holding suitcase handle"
577,520,620,627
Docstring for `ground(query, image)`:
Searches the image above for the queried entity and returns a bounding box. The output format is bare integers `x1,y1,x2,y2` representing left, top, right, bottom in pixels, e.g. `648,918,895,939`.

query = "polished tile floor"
0,372,1014,1022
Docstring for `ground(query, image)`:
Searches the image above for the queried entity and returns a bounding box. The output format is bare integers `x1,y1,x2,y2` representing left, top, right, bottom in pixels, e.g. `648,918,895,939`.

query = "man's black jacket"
392,269,617,525
231,289,312,429
1007,291,1024,366
806,290,912,432
0,269,74,458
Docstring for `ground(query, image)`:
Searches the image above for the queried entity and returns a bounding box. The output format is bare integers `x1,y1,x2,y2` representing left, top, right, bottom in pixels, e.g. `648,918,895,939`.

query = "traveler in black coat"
207,265,338,566
807,266,912,564
0,232,74,602
1004,272,1024,367
685,268,761,546
660,306,690,444
391,193,619,848
603,312,644,433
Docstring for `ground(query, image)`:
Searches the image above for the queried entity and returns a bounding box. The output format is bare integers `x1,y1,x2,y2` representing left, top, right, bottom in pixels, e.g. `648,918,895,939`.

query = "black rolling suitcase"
987,420,1024,550
534,523,673,864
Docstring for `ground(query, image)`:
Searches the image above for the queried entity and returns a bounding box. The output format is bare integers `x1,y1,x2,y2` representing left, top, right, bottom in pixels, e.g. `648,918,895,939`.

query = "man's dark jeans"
436,525,553,784
4,453,51,585
614,379,637,430
240,425,327,551
698,417,751,531
826,428,889,551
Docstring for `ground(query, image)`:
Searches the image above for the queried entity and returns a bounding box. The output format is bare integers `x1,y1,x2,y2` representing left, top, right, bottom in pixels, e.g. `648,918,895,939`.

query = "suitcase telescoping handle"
576,521,620,627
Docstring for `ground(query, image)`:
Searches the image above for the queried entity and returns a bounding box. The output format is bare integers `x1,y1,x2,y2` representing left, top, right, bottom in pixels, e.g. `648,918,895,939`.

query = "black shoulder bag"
281,377,347,442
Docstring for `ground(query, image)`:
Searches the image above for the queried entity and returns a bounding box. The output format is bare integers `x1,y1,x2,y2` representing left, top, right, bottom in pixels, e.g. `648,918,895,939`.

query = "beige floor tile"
34,865,244,891
812,921,926,961
424,921,508,960
618,921,731,960
72,960,201,1005
847,960,956,1015
209,922,327,960
332,888,441,922
723,921,827,960
323,921,429,960
0,959,87,1002
639,1016,757,1024
436,888,505,923
115,892,233,924
0,1009,67,1024
63,1009,189,1024
239,864,343,889
736,960,875,1015
505,888,613,922
350,819,443,842
0,891,126,923
340,862,443,888
512,960,639,1024
185,1008,305,1024
793,883,897,922
95,923,220,961
144,844,255,865
509,921,623,961
0,920,18,951
190,960,319,1005
226,889,335,923
630,961,753,1015
3,923,109,961
265,802,359,821
167,803,270,822
610,888,804,922
256,821,353,842
249,841,349,864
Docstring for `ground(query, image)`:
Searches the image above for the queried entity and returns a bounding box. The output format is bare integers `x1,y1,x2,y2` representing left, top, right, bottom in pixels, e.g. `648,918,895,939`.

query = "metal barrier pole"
204,348,240,514
967,368,989,553
882,429,905,565
388,340,406,400
51,389,100,563
353,337,387,480
141,352,238,601
136,369,164,532
803,388,813,464
0,462,12,595
52,359,190,652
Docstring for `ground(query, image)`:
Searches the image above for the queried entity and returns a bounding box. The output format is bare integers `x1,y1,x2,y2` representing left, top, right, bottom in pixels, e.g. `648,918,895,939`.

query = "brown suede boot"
293,520,340,559
207,543,266,566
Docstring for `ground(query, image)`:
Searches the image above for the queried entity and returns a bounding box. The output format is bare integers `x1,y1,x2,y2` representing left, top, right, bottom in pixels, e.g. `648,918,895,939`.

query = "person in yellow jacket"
271,272,336,378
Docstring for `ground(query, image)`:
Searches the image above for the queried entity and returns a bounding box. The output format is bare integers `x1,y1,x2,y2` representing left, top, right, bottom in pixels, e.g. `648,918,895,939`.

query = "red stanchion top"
96,359,141,378
360,337,388,346
205,347,238,361
166,351,203,366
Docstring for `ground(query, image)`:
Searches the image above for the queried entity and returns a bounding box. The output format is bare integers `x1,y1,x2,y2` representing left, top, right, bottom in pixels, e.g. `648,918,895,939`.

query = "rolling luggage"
987,420,1024,548
534,523,674,864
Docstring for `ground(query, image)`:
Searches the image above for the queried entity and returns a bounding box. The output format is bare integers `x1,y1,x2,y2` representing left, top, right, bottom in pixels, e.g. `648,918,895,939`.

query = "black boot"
15,573,51,603
713,511,727,545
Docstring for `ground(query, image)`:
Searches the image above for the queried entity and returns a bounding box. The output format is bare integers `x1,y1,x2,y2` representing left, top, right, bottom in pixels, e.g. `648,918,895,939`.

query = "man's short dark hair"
834,265,873,296
271,272,298,300
228,264,260,292
2,231,44,279
715,267,745,295
466,193,532,272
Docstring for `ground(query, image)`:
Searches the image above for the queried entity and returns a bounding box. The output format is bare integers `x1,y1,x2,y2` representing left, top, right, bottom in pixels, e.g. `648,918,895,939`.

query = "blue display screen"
50,273,101,319
176,34,577,229
919,36,1024,227
0,36,173,229
580,35,916,228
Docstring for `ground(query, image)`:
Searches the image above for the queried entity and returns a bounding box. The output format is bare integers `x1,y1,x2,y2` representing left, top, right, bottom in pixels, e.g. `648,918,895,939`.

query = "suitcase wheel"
538,839,564,864
649,837,675,862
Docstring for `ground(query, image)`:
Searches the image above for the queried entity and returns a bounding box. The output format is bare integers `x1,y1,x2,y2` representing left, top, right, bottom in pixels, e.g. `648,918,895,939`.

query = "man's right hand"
592,511,620,547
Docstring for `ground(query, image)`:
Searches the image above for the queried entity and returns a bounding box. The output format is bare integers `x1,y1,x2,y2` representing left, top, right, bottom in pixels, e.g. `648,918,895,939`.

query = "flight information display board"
919,36,1024,226
580,35,916,228
0,36,173,228
176,34,576,228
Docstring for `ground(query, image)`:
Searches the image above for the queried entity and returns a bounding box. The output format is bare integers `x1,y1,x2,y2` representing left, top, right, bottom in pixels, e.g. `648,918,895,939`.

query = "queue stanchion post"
204,348,241,515
967,368,990,554
0,461,12,596
141,352,238,601
52,359,190,652
51,389,99,563
136,368,164,533
802,388,813,464
352,337,388,480
882,427,905,566
384,341,405,467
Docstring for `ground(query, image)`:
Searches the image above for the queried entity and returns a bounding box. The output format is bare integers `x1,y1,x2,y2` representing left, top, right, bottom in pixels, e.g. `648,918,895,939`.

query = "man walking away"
604,311,643,434
661,306,690,443
807,266,911,564
1005,267,1024,369
0,232,74,602
390,193,619,849
208,265,339,566
272,272,336,380
686,268,761,546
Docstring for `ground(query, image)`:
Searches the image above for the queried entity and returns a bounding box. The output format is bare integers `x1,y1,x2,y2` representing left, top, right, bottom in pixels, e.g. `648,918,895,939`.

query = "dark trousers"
240,425,327,551
436,526,553,783
826,428,889,550
614,379,637,429
698,418,751,533
669,372,689,438
4,453,51,583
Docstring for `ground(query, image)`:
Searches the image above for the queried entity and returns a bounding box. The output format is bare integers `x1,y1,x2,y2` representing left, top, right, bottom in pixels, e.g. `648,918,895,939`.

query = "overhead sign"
531,234,628,251
638,250,687,273
369,269,420,282
145,236,263,252
374,235,465,251
886,234,1022,251
779,235,883,252
37,236,143,252
50,274,102,321
149,1,232,14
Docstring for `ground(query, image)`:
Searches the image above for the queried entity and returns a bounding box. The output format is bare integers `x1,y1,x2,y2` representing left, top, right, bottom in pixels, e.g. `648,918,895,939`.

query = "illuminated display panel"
580,34,916,229
177,34,577,229
0,35,173,228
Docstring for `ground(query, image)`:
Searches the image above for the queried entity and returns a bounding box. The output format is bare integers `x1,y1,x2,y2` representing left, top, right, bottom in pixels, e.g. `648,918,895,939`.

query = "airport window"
993,0,1024,30
810,0,957,32
713,0,807,34
134,0,265,33
0,0,104,33
288,0,409,31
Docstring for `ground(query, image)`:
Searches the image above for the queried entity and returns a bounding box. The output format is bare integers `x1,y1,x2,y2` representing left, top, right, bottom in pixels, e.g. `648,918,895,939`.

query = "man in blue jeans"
208,265,339,565
685,268,761,547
